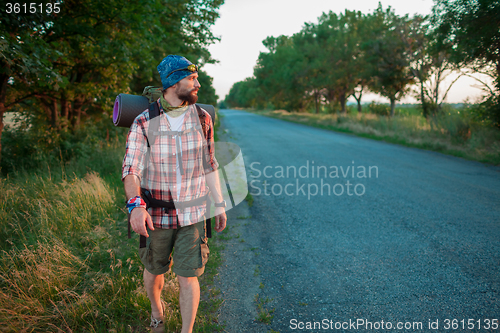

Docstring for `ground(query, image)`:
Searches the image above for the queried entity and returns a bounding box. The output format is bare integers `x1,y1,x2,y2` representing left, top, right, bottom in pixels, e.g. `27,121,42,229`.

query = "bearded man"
122,55,227,333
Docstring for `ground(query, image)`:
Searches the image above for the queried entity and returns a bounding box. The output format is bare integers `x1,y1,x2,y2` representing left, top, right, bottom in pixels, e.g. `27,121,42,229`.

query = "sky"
203,0,488,104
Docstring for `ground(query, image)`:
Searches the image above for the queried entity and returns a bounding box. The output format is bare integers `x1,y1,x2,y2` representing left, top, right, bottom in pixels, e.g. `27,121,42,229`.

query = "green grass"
0,141,154,332
245,193,254,207
254,265,260,277
250,108,500,165
254,294,275,324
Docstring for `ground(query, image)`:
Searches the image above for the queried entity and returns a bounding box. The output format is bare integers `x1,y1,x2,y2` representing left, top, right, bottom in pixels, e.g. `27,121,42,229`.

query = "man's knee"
178,276,198,288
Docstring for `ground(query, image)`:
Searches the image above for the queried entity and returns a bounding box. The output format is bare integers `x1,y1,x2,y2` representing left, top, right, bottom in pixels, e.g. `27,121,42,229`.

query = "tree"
225,77,262,109
0,6,62,167
0,0,223,167
292,24,325,114
432,0,500,82
315,10,364,113
363,6,415,116
349,12,373,113
432,0,500,125
397,14,460,117
255,35,306,111
197,69,219,107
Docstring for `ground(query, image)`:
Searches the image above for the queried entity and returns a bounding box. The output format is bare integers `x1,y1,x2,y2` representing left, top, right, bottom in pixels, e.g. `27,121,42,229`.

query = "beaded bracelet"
126,196,147,214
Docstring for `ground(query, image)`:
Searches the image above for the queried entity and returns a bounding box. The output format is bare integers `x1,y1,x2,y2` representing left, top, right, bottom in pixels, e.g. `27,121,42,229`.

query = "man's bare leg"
178,276,200,333
144,268,165,319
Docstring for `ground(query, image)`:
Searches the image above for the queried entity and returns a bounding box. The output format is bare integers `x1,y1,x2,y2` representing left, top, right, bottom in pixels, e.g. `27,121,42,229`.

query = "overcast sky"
203,0,488,104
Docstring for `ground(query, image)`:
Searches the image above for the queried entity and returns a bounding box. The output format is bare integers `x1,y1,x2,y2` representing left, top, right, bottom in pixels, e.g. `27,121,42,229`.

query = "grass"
254,265,260,277
0,108,228,332
0,147,154,331
249,107,500,165
245,193,254,207
254,294,275,324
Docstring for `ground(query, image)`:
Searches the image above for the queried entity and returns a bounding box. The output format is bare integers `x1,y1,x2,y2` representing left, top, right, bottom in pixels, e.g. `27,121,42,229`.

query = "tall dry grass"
0,160,159,331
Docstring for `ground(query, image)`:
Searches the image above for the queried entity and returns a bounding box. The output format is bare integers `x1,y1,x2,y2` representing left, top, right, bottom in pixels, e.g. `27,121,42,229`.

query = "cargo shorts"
138,220,209,277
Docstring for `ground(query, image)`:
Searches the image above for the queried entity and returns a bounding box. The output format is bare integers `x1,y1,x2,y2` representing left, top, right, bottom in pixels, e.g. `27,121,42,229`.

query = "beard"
176,86,199,105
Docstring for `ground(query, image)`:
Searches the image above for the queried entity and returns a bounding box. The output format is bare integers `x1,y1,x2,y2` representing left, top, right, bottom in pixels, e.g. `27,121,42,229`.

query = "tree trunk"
420,79,428,118
52,98,59,129
314,90,319,114
0,73,8,171
61,92,69,121
73,98,83,130
339,93,347,114
352,86,363,113
352,95,362,112
390,98,396,117
496,60,500,92
325,89,335,113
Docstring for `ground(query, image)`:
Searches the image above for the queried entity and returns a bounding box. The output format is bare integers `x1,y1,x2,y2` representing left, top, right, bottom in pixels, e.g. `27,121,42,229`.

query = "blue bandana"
157,55,198,90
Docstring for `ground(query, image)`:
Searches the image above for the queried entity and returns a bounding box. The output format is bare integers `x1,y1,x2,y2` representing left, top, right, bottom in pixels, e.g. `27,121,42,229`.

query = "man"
122,55,227,333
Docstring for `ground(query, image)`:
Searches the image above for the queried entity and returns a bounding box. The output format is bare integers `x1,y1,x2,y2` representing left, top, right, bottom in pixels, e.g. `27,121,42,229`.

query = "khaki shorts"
138,221,209,277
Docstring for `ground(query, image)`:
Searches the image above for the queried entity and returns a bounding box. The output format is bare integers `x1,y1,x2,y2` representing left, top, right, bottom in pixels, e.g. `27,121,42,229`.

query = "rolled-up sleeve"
122,116,148,181
204,115,219,173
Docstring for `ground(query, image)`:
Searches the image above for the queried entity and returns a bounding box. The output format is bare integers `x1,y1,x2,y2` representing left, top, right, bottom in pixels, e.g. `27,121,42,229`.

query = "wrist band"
126,196,147,214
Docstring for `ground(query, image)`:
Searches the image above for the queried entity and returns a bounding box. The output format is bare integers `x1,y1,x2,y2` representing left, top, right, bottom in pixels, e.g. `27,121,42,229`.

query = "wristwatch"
214,200,227,208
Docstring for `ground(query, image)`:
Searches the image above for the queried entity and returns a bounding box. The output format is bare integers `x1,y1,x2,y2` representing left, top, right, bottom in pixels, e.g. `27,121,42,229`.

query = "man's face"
175,73,201,105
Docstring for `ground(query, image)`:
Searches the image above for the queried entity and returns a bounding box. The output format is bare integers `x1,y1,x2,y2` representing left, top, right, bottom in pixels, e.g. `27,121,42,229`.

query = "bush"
367,102,390,116
465,94,500,128
1,113,127,176
431,111,471,143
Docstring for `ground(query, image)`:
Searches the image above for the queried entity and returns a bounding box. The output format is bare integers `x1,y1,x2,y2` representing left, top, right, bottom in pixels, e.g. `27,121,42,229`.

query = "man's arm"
124,174,154,237
122,112,154,237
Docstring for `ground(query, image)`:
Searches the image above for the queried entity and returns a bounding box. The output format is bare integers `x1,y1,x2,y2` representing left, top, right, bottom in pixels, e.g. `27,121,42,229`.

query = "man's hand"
130,207,154,237
214,207,227,233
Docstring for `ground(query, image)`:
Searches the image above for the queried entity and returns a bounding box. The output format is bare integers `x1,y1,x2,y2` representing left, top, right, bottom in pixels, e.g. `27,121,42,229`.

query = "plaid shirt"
122,100,218,229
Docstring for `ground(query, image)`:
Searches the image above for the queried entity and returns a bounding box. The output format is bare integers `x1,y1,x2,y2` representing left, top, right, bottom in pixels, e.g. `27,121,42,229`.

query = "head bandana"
157,55,198,90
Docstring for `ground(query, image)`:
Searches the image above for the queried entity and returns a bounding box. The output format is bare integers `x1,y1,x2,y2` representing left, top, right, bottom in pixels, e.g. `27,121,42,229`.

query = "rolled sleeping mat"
113,94,149,128
113,93,216,128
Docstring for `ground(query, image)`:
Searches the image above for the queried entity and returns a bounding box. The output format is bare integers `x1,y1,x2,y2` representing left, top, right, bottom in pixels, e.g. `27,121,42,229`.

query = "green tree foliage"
227,2,497,122
225,78,262,109
432,0,500,76
254,35,308,111
291,25,324,113
432,0,500,126
315,10,365,113
397,14,459,117
197,69,219,107
225,5,419,116
363,6,415,116
0,0,223,168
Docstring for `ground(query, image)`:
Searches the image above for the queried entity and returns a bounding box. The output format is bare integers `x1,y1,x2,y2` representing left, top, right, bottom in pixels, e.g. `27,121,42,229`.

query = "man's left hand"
214,207,227,232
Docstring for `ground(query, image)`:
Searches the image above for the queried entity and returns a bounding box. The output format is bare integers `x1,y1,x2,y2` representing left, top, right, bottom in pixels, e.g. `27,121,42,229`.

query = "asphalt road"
214,109,500,333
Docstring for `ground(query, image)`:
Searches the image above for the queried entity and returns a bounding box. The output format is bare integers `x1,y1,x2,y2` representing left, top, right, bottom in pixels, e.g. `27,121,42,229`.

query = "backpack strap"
147,101,161,146
141,102,160,183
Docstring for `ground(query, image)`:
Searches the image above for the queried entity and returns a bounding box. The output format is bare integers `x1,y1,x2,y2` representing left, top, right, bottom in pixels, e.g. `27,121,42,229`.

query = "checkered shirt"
122,100,219,229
